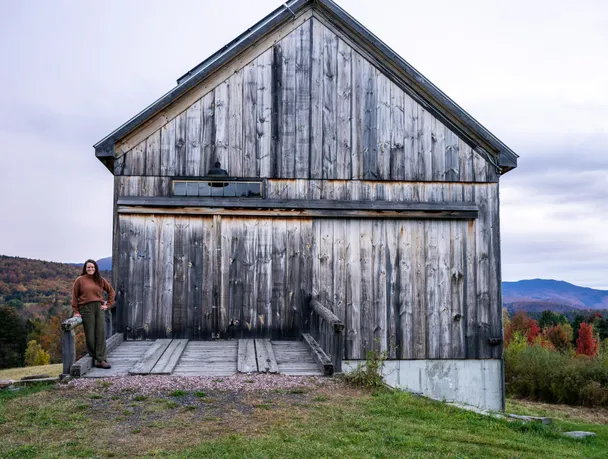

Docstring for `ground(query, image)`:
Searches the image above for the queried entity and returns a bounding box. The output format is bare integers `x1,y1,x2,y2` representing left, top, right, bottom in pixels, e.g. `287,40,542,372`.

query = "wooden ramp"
83,339,322,378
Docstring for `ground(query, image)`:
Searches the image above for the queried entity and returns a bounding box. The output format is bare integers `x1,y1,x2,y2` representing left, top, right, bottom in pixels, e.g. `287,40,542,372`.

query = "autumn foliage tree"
504,311,540,345
544,323,574,353
24,340,50,366
576,322,599,357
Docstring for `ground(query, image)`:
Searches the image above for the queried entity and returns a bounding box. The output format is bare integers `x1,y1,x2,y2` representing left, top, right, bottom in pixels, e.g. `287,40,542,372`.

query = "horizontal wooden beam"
302,333,333,376
117,197,478,220
310,300,344,333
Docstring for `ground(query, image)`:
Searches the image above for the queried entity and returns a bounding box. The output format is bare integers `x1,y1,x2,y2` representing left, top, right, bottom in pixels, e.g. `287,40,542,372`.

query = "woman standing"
72,259,115,369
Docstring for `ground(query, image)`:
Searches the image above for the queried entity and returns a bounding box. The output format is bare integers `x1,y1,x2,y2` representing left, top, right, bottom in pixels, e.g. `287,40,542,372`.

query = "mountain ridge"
3,254,607,313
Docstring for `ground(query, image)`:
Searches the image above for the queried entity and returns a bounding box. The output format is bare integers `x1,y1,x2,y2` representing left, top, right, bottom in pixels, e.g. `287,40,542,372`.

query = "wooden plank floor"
172,341,238,377
84,341,153,378
83,339,322,377
273,340,323,376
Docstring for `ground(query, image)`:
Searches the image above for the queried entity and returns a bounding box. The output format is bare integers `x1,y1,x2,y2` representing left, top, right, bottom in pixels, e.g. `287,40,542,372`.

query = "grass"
1,382,607,458
0,364,62,381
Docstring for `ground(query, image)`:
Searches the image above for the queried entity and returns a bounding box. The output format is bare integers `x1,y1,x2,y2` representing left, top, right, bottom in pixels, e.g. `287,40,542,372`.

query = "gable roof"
94,0,518,174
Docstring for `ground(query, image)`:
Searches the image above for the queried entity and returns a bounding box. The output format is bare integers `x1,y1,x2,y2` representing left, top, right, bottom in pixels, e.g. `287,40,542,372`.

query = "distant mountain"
503,279,608,313
96,257,112,270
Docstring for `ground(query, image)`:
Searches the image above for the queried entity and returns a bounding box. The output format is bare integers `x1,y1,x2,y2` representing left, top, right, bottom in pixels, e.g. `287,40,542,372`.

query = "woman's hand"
73,312,81,318
101,302,109,311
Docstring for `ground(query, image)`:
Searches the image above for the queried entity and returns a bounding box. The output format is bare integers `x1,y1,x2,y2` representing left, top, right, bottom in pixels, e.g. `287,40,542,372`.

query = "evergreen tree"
0,305,28,368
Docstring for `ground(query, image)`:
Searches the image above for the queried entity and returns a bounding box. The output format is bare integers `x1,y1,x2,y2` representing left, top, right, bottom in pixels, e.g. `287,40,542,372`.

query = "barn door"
171,216,217,339
216,217,313,339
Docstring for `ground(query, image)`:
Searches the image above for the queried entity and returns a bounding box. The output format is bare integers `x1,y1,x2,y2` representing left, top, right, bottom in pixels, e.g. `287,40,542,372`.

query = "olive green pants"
80,301,107,363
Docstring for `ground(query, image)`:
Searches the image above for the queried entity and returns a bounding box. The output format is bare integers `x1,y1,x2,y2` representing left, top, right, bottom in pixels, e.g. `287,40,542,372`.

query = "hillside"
0,255,111,322
503,279,608,313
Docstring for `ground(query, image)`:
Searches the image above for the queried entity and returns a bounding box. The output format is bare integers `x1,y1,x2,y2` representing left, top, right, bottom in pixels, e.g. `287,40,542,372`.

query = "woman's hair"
81,259,103,286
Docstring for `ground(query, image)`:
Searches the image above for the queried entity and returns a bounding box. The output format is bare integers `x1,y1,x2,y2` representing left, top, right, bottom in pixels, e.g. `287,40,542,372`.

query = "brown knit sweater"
71,275,116,314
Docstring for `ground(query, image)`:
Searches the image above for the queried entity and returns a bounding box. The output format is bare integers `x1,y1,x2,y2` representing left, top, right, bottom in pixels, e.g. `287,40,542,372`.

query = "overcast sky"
0,0,606,289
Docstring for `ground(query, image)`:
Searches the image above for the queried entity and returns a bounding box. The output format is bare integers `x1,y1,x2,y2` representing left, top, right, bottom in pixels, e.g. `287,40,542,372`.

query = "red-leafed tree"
576,322,599,357
504,311,540,345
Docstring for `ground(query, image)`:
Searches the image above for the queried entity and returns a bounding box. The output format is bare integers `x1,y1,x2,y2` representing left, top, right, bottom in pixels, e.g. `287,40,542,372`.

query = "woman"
72,259,115,369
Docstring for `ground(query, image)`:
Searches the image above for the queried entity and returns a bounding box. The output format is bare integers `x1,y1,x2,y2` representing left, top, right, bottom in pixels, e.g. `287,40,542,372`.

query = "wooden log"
62,316,83,331
302,333,333,376
237,339,257,373
70,333,123,377
310,300,344,332
255,339,279,373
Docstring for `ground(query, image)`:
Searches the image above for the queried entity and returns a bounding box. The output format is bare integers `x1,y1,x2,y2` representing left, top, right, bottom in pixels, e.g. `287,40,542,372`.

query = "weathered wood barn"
94,0,518,410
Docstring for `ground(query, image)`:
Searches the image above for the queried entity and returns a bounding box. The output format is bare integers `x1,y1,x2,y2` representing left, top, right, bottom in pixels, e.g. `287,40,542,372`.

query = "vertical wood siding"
117,18,498,183
117,180,500,358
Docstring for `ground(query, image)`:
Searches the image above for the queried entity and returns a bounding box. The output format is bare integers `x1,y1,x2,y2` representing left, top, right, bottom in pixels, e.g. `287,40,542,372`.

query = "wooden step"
237,339,257,373
129,339,172,375
255,339,279,373
150,339,188,375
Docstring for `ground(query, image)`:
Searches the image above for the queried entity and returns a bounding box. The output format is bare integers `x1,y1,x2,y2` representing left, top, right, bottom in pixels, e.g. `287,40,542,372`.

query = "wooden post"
61,330,75,376
332,322,345,374
61,316,83,378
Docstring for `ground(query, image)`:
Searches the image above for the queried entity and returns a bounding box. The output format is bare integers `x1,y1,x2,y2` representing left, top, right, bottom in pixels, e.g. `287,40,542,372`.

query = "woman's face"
85,263,96,275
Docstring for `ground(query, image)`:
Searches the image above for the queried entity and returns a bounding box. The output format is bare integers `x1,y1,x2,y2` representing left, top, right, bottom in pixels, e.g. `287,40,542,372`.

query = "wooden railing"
61,317,83,377
61,311,118,378
308,299,344,373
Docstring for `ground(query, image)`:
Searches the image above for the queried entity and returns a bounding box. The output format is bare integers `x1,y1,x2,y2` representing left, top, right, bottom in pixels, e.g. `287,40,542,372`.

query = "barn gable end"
96,1,517,178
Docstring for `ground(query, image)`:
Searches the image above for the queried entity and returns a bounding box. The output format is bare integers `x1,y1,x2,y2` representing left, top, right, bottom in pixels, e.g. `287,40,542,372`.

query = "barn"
93,0,518,411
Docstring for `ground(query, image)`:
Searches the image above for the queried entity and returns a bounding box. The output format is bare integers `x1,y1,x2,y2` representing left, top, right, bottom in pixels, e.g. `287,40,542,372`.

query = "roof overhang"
95,0,518,175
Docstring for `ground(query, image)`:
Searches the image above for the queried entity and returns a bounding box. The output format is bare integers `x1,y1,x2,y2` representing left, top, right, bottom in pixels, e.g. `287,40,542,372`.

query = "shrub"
24,340,50,366
504,338,608,407
342,346,388,389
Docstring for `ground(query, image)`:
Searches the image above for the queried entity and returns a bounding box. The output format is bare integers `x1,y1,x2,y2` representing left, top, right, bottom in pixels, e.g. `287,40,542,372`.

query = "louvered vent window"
172,180,263,198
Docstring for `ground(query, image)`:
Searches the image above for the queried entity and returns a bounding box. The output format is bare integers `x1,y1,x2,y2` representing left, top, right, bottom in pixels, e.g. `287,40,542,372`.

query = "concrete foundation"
343,359,504,412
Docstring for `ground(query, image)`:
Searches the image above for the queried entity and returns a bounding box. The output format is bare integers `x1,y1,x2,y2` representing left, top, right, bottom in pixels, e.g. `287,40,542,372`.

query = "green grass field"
1,380,606,458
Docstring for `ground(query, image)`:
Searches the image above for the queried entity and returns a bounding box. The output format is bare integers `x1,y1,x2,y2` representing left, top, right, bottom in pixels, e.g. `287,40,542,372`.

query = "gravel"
62,373,327,394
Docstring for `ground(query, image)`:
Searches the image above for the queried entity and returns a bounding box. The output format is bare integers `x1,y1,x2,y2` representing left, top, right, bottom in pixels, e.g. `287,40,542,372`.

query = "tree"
576,322,599,357
24,340,50,366
571,314,585,345
538,310,568,330
0,305,28,368
40,316,63,363
505,311,540,345
544,323,573,353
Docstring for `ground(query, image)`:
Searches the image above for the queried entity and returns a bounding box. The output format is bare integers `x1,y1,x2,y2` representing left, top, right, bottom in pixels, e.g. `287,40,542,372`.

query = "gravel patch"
62,373,327,394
